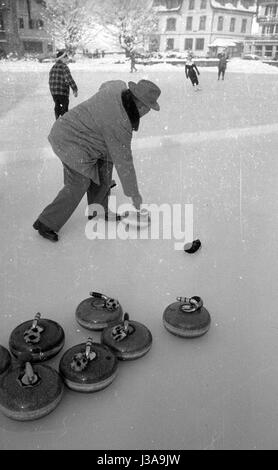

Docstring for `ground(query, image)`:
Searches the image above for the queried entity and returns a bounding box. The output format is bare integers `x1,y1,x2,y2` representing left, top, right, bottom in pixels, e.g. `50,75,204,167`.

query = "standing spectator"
49,50,78,120
185,54,201,91
130,51,137,73
218,53,228,80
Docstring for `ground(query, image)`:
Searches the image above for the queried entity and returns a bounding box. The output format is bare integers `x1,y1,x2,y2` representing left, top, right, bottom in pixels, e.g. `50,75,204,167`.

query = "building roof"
208,38,238,47
154,0,183,12
210,0,256,13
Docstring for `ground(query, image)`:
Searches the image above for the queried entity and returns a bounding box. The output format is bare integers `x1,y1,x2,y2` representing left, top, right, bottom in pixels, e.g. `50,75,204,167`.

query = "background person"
218,53,228,81
185,54,201,91
33,79,161,242
49,49,78,120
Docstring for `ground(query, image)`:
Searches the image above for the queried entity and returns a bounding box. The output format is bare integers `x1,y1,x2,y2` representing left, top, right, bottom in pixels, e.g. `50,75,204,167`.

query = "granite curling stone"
9,312,65,362
0,346,11,376
76,292,123,331
0,360,64,421
120,208,151,230
101,313,153,361
59,338,118,392
163,296,211,338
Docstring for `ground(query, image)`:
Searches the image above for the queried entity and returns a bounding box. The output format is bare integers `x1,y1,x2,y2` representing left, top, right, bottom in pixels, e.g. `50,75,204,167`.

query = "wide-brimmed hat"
56,49,68,60
128,79,161,111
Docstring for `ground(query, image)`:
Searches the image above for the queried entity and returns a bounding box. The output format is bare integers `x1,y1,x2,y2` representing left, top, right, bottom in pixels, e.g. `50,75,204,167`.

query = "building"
0,0,54,57
151,0,256,57
244,1,278,59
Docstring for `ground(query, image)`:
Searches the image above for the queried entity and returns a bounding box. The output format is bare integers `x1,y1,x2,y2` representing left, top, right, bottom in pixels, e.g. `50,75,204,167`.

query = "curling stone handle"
32,312,41,329
21,362,39,386
177,296,203,313
123,313,130,331
177,297,191,304
85,338,94,359
90,292,108,300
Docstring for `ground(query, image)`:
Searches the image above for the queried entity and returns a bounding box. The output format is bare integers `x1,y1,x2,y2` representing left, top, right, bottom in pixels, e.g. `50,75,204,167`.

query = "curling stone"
0,360,64,421
184,239,202,254
9,313,65,362
120,208,151,229
101,313,152,361
59,338,118,393
76,292,123,331
0,346,11,375
163,296,211,338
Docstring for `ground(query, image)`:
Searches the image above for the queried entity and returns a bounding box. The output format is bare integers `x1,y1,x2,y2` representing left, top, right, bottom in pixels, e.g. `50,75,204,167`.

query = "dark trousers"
52,95,69,120
38,159,113,232
188,74,199,86
218,68,226,80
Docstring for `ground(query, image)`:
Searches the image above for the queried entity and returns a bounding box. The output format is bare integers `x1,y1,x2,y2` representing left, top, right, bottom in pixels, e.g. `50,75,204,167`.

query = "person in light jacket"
33,79,161,242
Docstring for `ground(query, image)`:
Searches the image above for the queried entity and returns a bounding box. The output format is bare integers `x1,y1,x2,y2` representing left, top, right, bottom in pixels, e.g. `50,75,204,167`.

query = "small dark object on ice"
184,239,201,254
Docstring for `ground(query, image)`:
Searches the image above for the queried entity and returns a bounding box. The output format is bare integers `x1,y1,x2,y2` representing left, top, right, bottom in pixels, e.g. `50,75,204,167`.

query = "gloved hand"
131,194,143,211
73,90,78,98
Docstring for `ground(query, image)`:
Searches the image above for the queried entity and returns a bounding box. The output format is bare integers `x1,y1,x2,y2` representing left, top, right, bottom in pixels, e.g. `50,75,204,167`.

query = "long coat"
48,80,140,197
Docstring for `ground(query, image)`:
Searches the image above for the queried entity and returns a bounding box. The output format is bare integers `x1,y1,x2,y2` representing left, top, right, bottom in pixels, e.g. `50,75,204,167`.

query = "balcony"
245,33,278,41
258,15,278,23
259,0,278,5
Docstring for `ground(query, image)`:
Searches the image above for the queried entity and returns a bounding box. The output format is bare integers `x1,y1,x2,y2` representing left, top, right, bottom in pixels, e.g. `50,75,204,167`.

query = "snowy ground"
0,58,278,450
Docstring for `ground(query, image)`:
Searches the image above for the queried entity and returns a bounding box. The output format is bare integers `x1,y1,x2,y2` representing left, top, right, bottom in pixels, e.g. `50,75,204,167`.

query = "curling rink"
0,61,278,450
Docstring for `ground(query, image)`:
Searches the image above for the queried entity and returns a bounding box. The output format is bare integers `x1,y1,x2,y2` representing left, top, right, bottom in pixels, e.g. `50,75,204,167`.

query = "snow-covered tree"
93,0,159,56
40,0,99,54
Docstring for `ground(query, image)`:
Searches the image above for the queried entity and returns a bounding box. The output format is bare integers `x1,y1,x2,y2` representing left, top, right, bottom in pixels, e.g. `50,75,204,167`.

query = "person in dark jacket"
218,53,228,80
185,54,201,91
49,49,78,120
33,79,161,242
130,51,137,73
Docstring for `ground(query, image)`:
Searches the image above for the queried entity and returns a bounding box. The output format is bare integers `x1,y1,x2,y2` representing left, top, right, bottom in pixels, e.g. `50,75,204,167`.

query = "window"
217,16,224,31
186,16,193,31
184,38,193,50
23,40,43,53
166,18,176,31
37,19,44,29
29,19,35,29
200,0,207,8
18,17,24,29
255,45,262,56
166,0,180,8
265,5,277,16
241,19,247,33
17,0,26,13
0,12,4,30
189,0,195,10
199,16,206,30
195,38,204,50
229,18,235,32
166,38,174,50
265,45,273,57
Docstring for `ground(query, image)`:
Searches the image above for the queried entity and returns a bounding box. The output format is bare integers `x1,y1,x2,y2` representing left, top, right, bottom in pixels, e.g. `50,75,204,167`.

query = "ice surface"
0,62,278,450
